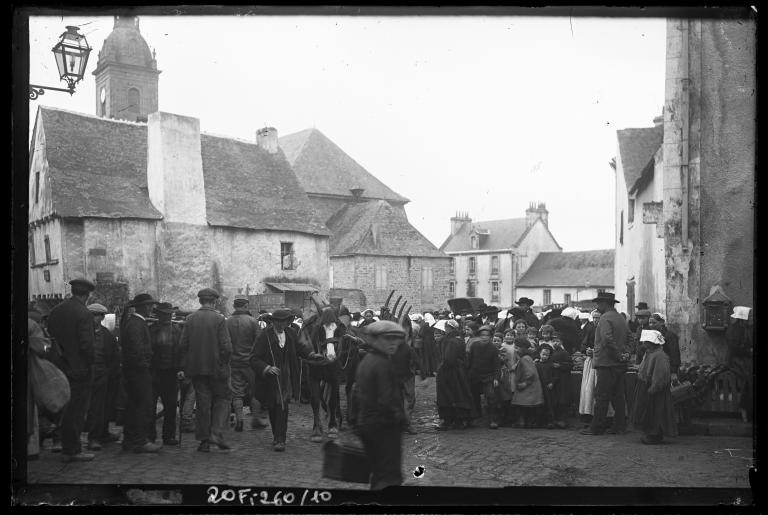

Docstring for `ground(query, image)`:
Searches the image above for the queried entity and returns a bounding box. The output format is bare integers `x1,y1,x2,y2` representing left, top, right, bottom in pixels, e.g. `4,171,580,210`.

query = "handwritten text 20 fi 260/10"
207,486,332,506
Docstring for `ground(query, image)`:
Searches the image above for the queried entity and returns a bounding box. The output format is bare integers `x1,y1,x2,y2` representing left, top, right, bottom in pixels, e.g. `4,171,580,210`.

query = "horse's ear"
392,296,403,317
383,290,395,310
397,300,407,321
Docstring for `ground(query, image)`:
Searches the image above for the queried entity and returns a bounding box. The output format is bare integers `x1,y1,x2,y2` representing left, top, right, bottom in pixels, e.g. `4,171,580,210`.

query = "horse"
297,304,348,442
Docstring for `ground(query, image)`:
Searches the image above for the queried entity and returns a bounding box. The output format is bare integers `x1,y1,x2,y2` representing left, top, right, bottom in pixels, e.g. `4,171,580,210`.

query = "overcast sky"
28,11,666,252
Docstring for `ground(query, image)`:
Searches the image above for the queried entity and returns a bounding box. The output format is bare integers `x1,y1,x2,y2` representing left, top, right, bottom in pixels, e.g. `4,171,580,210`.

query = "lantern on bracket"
30,25,92,100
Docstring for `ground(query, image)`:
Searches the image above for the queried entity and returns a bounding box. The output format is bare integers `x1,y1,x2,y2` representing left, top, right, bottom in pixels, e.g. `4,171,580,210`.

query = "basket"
322,440,370,484
670,381,697,405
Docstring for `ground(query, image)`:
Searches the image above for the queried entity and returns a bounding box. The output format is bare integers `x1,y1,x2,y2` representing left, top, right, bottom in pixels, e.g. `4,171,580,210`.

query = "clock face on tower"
100,87,106,103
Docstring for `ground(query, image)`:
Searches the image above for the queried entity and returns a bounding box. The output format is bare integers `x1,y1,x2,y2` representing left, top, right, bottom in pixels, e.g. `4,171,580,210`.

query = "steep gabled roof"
617,125,663,194
440,218,530,252
200,134,328,235
516,250,615,288
37,107,329,236
279,128,409,204
326,200,446,258
40,107,162,219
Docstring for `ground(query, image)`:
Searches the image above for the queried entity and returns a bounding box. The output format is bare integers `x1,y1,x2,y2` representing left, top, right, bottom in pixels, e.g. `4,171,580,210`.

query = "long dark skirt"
436,365,475,420
631,379,677,437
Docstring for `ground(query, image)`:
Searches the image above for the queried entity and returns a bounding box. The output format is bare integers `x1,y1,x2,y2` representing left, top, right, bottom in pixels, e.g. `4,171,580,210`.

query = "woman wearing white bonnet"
726,306,753,422
630,329,677,445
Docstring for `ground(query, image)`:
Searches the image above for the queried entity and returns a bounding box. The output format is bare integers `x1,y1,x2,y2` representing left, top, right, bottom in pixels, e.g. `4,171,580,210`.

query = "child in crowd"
527,326,540,354
498,329,518,424
539,324,555,346
535,344,556,428
509,337,543,428
492,332,504,349
549,333,573,428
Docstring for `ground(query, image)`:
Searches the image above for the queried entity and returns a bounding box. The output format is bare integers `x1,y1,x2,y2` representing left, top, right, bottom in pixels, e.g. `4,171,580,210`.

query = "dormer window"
471,235,479,249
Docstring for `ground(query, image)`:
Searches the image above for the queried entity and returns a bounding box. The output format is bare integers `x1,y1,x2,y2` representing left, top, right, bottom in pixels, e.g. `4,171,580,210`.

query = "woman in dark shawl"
418,313,440,378
435,320,474,430
631,330,677,444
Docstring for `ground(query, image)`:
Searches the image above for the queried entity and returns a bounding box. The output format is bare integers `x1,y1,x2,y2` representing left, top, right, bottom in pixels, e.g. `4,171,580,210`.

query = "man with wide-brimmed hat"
354,320,408,490
148,302,182,446
120,293,162,453
581,292,630,437
250,309,323,452
84,303,121,450
46,278,97,461
179,288,233,452
226,296,266,433
514,297,541,329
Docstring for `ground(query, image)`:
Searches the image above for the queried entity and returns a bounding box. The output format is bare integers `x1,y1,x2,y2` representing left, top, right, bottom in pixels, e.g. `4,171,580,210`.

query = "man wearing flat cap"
179,288,233,452
121,293,162,453
250,309,323,452
354,320,408,490
148,302,182,446
226,297,266,432
84,303,121,450
581,292,630,437
46,278,97,461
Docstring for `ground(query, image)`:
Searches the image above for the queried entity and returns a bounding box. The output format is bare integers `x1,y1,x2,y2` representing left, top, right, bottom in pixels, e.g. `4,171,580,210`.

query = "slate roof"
326,200,446,258
39,106,162,219
616,125,663,194
516,250,615,288
36,107,329,236
279,128,409,204
441,218,540,252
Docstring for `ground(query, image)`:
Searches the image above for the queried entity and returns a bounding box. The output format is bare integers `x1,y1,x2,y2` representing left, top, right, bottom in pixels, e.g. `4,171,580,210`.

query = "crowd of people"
26,280,753,489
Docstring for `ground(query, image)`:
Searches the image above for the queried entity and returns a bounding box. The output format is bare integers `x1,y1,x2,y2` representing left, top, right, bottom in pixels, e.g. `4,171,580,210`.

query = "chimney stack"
525,201,539,228
536,201,549,227
147,112,207,224
450,210,471,236
653,107,664,127
256,127,279,154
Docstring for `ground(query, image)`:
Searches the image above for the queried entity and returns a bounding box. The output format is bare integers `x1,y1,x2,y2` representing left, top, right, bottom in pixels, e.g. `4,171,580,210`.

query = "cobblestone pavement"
27,377,753,490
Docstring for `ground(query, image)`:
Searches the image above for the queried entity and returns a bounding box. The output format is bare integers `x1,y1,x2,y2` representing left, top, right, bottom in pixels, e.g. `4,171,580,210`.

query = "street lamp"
30,26,92,100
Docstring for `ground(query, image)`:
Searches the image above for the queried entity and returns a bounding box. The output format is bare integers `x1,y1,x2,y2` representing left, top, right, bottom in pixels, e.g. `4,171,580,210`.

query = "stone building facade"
661,17,755,365
280,128,451,313
613,119,666,315
440,204,562,308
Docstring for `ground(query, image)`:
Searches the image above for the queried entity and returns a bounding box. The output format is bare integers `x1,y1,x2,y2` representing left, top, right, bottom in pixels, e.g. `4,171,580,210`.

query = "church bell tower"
92,16,160,122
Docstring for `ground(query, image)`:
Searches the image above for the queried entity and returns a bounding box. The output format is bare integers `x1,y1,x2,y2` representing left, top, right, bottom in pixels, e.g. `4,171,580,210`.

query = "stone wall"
664,18,755,366
330,255,450,313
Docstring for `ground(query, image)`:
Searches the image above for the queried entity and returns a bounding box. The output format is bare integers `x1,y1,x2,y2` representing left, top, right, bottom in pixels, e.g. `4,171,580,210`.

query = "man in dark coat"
581,292,630,436
631,308,652,361
250,309,322,451
354,320,408,490
148,302,182,446
84,303,121,450
467,325,503,429
226,297,265,432
435,320,474,430
46,278,96,461
515,297,541,329
179,288,233,453
120,293,162,453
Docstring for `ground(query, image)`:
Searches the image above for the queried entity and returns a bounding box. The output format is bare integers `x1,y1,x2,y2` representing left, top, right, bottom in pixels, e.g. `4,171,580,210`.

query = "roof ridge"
39,105,148,127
